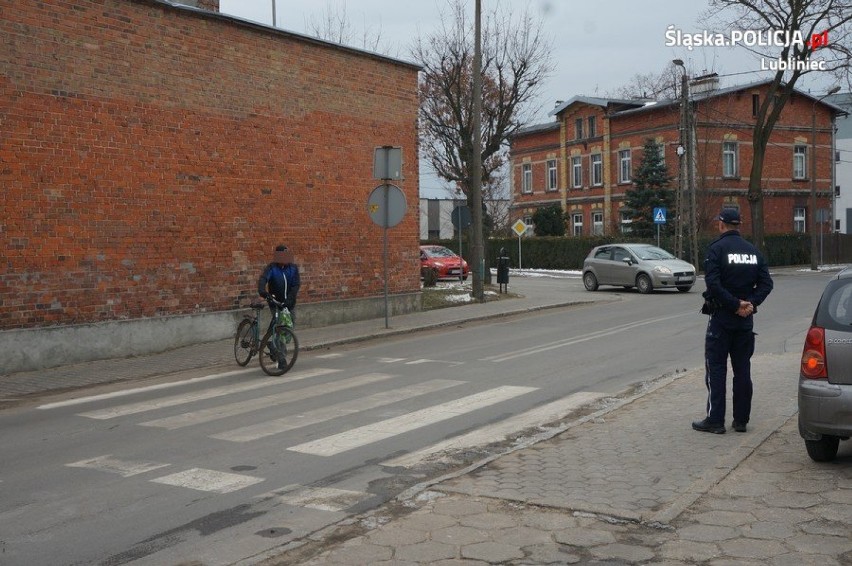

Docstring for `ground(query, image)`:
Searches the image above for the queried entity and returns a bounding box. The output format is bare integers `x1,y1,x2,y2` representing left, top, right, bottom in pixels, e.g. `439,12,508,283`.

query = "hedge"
422,233,810,273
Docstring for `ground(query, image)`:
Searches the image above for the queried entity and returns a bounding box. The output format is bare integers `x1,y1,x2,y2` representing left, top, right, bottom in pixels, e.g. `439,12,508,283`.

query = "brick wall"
0,0,420,330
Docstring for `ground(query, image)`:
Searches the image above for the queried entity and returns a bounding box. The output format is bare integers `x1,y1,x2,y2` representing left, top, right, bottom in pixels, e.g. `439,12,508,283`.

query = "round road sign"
367,184,406,228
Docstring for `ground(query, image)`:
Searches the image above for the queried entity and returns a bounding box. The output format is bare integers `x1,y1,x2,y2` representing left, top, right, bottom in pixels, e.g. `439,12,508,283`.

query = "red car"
420,245,470,281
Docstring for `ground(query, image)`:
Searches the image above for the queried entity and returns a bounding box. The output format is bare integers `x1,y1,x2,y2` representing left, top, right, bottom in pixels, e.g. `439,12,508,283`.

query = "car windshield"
426,247,456,258
633,246,676,260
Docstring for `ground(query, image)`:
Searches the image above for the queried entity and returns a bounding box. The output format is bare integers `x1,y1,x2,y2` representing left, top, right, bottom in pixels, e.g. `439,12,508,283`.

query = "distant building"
420,198,463,240
419,198,512,241
510,78,845,239
828,92,852,234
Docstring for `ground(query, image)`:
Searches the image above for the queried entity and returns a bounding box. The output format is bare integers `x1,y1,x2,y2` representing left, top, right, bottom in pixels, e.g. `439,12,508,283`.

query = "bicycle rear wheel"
234,319,257,367
259,326,299,376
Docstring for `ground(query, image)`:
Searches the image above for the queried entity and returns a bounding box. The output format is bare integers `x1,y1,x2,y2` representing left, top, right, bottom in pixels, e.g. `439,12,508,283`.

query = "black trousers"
703,317,756,425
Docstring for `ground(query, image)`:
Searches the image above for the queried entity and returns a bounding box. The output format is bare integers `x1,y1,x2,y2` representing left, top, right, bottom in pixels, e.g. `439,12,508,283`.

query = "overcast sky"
217,0,836,197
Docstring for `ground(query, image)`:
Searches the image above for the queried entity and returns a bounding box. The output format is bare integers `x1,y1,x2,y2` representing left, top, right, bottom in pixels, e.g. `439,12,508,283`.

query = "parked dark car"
799,267,852,461
420,245,469,281
582,243,696,294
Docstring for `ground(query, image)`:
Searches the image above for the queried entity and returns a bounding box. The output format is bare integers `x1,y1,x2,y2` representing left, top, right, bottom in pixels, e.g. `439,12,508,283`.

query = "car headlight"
653,265,673,275
433,261,445,268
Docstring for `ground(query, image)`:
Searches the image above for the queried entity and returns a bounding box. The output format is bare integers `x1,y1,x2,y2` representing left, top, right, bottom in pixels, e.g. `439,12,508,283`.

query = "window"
618,149,632,184
793,145,807,180
594,247,611,260
620,211,633,233
572,213,583,236
722,142,738,178
794,207,806,233
546,159,557,191
613,247,631,263
588,116,596,138
591,154,602,186
592,211,604,235
752,94,760,117
521,163,532,193
575,118,584,140
657,142,666,167
523,215,533,228
572,156,583,188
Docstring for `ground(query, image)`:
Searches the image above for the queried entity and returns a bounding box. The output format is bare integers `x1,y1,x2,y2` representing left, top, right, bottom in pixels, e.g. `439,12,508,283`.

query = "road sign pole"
383,184,389,329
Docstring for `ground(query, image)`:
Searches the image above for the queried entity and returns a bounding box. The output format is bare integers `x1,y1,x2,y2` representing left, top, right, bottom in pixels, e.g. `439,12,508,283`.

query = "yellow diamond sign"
512,220,528,237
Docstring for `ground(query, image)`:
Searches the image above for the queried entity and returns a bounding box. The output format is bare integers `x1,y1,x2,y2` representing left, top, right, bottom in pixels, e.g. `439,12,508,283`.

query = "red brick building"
0,0,420,372
510,78,841,240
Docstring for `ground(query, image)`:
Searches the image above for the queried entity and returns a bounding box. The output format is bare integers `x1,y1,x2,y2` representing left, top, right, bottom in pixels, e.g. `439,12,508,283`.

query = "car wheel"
636,273,653,294
677,285,692,292
805,435,840,462
583,272,598,291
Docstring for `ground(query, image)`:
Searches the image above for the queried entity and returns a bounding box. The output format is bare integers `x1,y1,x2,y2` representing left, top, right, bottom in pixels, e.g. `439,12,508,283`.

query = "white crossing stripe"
383,391,607,468
77,368,340,420
151,468,263,493
287,385,537,456
66,455,170,477
376,358,406,363
264,485,371,512
211,379,465,442
140,373,396,429
38,368,257,410
405,359,462,366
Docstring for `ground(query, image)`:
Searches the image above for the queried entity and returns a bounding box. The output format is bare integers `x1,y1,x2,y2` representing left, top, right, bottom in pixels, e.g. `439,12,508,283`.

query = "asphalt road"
0,269,833,565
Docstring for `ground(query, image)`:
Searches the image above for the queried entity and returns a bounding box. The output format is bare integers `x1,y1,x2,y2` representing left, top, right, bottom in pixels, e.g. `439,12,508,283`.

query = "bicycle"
234,296,299,376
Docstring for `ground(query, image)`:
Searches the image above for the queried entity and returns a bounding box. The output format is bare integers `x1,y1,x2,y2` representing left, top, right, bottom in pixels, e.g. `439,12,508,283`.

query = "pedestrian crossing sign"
654,207,667,224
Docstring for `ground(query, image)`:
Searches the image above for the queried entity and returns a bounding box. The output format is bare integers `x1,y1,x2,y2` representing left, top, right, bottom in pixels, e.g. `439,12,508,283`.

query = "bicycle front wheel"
234,319,257,367
259,326,299,376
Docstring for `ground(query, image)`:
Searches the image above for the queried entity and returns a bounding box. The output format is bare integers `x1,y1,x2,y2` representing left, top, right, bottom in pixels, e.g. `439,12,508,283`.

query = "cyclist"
258,244,301,367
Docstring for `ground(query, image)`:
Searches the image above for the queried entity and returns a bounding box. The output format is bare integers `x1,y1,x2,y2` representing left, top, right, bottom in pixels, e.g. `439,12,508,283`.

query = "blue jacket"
703,230,773,329
257,262,301,309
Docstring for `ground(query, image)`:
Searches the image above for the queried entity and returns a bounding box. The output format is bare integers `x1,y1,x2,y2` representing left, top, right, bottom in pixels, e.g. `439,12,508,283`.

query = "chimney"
689,73,719,94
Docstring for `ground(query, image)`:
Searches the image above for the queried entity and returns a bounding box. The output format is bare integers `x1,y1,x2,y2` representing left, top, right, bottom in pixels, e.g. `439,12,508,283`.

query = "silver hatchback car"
582,243,696,294
799,268,852,461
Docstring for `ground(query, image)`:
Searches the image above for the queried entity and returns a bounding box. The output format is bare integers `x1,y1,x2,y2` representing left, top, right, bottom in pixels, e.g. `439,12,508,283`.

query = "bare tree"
610,65,683,100
414,0,553,209
703,0,852,250
304,1,391,54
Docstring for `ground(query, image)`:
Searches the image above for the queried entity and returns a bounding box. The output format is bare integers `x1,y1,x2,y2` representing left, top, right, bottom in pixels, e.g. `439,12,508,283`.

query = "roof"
511,121,560,138
550,96,647,117
548,79,850,121
151,0,422,71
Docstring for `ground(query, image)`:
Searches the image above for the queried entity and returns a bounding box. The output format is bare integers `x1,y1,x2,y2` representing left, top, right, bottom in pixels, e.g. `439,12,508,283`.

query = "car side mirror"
622,257,633,265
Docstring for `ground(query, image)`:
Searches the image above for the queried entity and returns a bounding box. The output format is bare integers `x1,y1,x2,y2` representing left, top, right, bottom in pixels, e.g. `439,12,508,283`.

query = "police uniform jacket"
703,230,773,330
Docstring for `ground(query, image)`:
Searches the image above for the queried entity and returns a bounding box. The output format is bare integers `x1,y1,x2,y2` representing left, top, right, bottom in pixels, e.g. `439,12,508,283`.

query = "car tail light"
801,326,827,379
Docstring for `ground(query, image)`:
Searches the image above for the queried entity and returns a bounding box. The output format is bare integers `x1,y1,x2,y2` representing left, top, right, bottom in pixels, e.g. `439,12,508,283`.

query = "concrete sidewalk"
269,352,851,566
2,273,850,565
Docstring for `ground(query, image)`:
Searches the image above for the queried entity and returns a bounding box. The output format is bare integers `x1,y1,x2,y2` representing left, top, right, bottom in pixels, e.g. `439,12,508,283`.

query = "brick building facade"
0,0,420,372
511,79,842,241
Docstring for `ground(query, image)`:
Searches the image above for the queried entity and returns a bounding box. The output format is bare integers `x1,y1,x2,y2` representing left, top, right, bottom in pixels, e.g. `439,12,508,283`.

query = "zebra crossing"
47,360,599,509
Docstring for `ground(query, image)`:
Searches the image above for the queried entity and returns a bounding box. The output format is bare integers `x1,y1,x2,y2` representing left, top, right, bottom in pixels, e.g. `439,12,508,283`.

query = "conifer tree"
623,139,674,238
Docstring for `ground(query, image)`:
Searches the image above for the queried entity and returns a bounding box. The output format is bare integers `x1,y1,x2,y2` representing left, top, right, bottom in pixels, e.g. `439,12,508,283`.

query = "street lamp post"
810,86,840,271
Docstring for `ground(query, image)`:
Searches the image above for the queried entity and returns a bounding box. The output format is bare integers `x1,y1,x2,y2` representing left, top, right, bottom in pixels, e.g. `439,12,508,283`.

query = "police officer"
692,209,773,434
